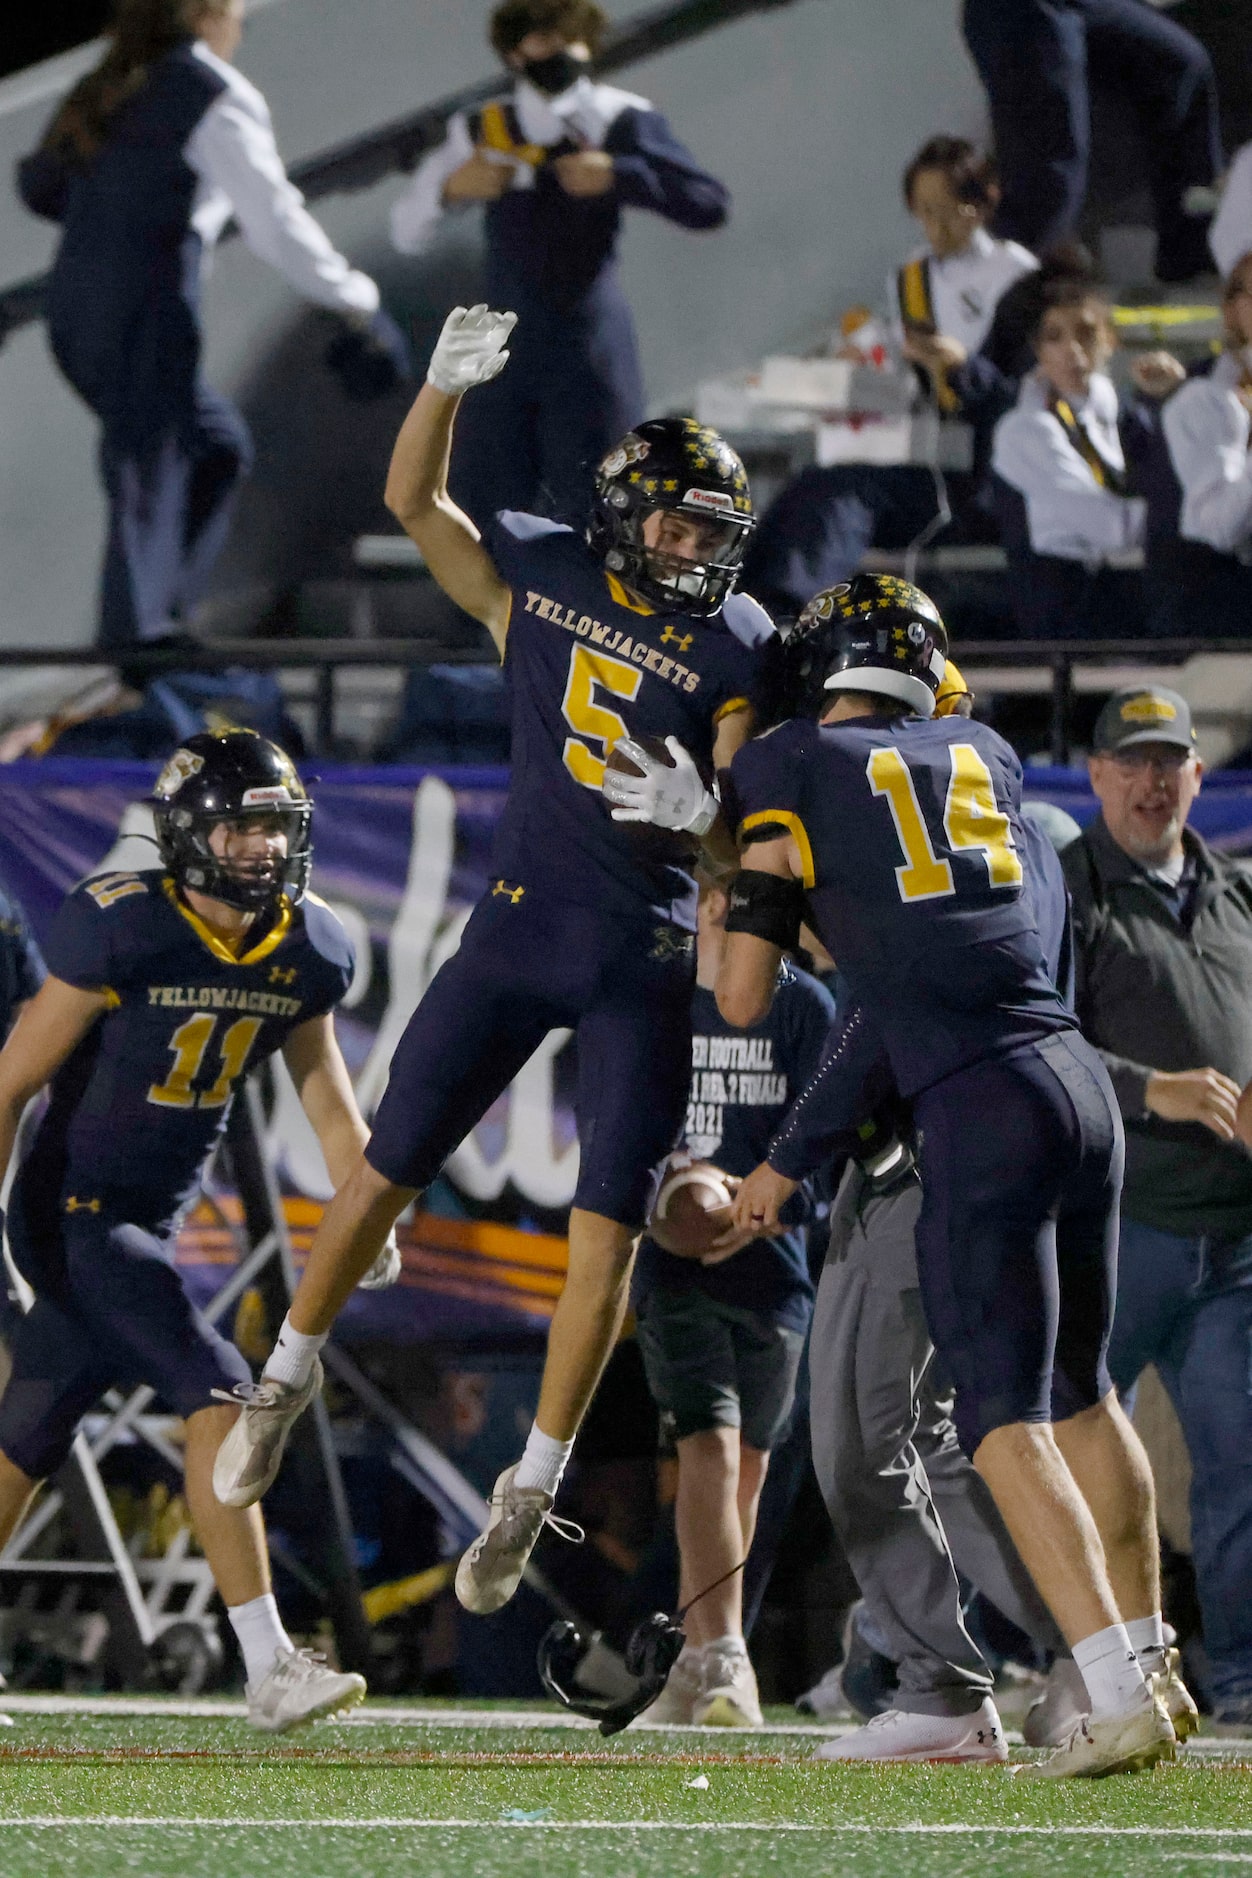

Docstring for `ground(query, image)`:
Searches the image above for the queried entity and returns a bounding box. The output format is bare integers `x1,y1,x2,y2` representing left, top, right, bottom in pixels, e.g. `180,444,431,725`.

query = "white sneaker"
1150,1647,1200,1744
1020,1694,1176,1778
454,1465,583,1615
813,1697,1008,1764
634,1643,703,1725
246,1647,366,1734
796,1663,852,1721
1023,1656,1090,1748
212,1361,323,1509
693,1636,763,1728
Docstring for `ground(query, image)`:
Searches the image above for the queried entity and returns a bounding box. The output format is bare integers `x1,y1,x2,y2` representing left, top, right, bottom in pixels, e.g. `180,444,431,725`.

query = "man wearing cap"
1064,685,1252,1728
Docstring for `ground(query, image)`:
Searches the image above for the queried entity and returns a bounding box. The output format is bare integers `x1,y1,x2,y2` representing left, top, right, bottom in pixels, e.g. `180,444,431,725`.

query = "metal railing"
0,633,1247,763
0,0,799,346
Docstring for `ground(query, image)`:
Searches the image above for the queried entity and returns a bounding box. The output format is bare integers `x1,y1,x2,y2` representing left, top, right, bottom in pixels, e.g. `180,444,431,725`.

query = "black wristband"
725,869,804,949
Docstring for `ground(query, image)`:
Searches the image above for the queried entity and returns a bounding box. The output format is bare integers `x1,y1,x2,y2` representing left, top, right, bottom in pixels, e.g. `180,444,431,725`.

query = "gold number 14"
147,1013,264,1110
867,743,1022,905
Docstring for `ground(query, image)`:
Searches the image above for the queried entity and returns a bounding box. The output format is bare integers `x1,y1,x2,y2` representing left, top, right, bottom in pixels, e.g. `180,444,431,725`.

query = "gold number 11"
147,1013,264,1110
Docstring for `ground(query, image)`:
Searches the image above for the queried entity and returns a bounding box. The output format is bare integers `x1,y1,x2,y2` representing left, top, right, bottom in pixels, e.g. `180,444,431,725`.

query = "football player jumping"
0,730,395,1731
712,577,1188,1778
213,306,779,1619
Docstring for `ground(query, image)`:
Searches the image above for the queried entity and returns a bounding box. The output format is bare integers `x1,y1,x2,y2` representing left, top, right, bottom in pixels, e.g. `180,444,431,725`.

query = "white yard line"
0,1818,1250,1836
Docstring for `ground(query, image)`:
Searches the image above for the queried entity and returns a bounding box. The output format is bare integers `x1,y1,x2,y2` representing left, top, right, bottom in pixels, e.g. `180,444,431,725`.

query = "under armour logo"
269,966,297,986
65,1196,101,1215
660,627,693,652
492,879,525,904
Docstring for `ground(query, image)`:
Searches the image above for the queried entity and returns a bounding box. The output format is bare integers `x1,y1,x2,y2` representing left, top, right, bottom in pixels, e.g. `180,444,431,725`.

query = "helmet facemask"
158,804,312,912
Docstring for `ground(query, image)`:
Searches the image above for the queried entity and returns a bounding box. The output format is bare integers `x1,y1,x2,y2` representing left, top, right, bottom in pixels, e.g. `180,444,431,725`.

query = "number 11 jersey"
730,714,1072,1097
487,512,778,931
20,871,353,1238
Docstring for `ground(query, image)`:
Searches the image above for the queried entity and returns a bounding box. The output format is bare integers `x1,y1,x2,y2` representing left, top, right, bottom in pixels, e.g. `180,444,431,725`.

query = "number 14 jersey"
21,871,353,1238
730,714,1072,1097
487,512,778,930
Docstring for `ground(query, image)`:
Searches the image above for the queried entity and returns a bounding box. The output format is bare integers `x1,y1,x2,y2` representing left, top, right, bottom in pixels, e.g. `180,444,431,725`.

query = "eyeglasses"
1109,748,1193,774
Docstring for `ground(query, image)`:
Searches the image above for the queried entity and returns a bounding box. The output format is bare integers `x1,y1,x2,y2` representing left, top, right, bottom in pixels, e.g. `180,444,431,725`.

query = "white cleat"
1019,1694,1176,1778
1150,1647,1200,1743
813,1697,1008,1764
634,1643,704,1725
693,1636,763,1728
796,1662,852,1721
212,1361,323,1509
1023,1656,1090,1748
246,1647,366,1734
454,1465,583,1615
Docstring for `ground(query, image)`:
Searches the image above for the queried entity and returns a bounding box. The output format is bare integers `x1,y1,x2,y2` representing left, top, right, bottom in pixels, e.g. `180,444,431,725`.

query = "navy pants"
366,889,694,1229
1109,1217,1252,1715
0,1201,249,1481
741,465,979,619
912,1032,1121,1459
963,0,1220,276
448,291,643,530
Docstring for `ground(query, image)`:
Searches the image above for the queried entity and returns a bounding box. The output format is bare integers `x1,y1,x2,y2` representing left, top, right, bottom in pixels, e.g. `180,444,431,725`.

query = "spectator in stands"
17,0,411,650
388,0,728,528
962,0,1220,282
1211,140,1252,283
741,137,1035,620
1063,687,1252,1727
632,878,833,1729
1150,252,1252,638
991,258,1147,638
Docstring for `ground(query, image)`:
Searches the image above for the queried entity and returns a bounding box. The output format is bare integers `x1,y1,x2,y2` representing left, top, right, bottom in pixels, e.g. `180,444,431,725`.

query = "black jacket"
1063,815,1252,1239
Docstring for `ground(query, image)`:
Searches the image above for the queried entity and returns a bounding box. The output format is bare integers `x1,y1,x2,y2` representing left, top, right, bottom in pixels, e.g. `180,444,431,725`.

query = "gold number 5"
867,743,1021,905
561,644,642,789
148,1013,264,1110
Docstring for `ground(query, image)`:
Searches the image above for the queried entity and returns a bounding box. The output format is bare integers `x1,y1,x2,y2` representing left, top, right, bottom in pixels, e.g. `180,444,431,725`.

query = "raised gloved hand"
601,736,718,837
426,304,517,396
358,1230,402,1291
325,306,415,402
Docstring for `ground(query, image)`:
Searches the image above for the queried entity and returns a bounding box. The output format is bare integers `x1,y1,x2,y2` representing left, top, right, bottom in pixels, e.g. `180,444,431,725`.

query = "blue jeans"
1109,1216,1252,1711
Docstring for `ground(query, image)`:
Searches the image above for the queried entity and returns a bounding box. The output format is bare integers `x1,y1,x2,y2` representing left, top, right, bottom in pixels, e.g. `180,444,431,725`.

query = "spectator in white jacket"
992,260,1146,638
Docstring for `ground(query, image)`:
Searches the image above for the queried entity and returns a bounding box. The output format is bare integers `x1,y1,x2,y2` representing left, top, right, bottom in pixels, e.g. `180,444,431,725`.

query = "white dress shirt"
1211,139,1252,280
886,227,1038,356
1162,351,1252,558
992,370,1146,564
389,75,650,256
184,42,378,318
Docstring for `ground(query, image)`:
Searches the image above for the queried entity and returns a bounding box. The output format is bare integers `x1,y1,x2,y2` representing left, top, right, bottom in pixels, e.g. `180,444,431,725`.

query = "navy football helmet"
152,729,313,912
587,417,755,619
777,574,949,721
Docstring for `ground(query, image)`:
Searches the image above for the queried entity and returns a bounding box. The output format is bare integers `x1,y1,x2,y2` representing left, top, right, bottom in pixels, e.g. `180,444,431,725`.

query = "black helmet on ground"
586,417,755,619
777,573,949,722
152,729,313,912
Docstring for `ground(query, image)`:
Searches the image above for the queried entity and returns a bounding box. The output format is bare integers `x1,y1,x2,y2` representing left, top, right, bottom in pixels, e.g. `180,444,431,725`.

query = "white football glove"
358,1229,402,1291
601,736,718,837
426,304,517,395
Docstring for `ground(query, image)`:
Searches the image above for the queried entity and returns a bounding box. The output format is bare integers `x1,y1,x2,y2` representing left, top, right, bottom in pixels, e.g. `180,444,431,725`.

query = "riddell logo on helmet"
683,488,734,512
241,785,294,807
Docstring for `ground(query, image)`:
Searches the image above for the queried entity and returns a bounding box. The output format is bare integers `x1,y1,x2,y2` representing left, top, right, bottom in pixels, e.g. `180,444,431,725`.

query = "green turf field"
0,1698,1247,1878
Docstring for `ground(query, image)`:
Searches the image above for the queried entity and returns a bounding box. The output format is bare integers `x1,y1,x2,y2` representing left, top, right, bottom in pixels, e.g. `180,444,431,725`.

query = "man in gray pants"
736,809,1082,1761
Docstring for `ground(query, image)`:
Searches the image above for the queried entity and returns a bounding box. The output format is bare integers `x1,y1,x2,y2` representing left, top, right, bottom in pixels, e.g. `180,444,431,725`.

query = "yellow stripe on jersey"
163,877,294,966
739,809,815,889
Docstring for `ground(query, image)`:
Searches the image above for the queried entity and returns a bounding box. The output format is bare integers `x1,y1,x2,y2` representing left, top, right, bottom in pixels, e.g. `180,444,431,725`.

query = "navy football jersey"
634,964,834,1327
18,871,353,1237
730,715,1071,1097
488,512,778,929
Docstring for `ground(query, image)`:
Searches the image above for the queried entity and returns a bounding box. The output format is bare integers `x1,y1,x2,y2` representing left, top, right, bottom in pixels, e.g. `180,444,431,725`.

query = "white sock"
512,1424,574,1496
228,1591,293,1688
264,1315,328,1390
1125,1613,1167,1673
1072,1622,1151,1722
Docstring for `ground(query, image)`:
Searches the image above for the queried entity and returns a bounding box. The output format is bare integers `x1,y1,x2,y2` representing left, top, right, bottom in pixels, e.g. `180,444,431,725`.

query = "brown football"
649,1157,737,1259
605,735,699,858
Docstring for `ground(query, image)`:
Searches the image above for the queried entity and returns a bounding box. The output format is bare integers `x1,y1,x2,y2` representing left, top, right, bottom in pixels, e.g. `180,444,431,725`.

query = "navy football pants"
0,1198,249,1481
913,1031,1121,1457
366,889,695,1228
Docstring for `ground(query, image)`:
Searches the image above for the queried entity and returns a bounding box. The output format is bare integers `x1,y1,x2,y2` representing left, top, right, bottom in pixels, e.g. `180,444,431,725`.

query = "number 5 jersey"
729,713,1072,1097
16,870,353,1239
